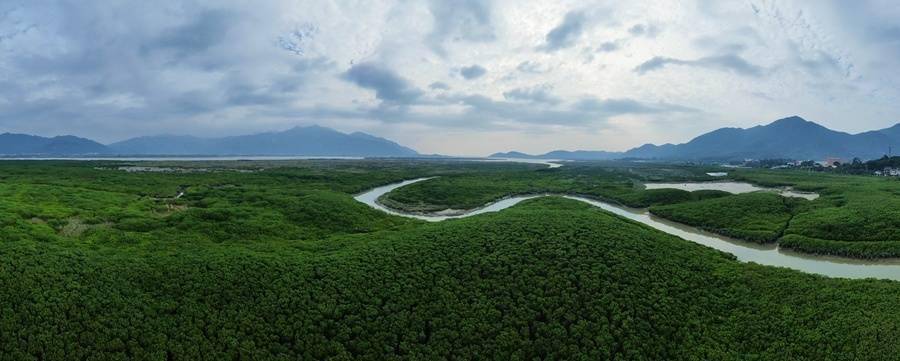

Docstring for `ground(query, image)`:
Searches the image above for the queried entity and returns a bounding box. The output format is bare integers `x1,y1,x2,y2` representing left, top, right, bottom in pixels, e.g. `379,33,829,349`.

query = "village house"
821,157,843,168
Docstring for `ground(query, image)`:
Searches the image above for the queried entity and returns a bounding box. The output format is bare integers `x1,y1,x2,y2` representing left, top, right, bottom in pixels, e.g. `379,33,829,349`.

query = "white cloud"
0,0,898,155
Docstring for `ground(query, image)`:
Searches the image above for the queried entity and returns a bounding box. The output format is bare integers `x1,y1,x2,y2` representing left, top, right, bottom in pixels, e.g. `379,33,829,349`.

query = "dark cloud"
426,0,495,56
635,54,764,77
459,64,487,79
142,9,234,61
342,63,423,104
540,10,587,52
429,81,450,90
503,85,560,104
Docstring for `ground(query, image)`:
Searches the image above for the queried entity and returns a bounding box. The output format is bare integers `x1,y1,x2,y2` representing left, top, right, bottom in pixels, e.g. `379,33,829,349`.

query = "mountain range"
492,116,900,161
0,126,418,157
0,134,110,155
3,117,898,160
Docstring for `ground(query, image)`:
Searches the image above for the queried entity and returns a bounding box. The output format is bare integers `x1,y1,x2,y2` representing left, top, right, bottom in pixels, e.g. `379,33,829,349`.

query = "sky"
1,0,900,156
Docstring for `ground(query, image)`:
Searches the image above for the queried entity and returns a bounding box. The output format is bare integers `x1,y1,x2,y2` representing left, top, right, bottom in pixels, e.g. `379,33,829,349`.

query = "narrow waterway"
354,178,900,281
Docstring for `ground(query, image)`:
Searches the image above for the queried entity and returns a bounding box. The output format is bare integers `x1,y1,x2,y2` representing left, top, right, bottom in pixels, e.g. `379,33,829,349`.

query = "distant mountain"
0,125,419,157
624,116,899,161
109,125,419,157
490,150,620,160
106,135,215,155
489,151,542,159
621,143,678,159
490,116,900,161
869,123,900,144
0,133,110,155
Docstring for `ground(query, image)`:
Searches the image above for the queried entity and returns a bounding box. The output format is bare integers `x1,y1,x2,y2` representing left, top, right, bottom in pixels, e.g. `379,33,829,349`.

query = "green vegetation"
381,163,724,212
2,160,900,359
649,192,801,243
732,170,900,258
383,162,900,258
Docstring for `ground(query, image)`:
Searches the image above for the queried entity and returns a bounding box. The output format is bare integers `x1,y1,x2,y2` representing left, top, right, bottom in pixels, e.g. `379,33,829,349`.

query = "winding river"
355,178,900,281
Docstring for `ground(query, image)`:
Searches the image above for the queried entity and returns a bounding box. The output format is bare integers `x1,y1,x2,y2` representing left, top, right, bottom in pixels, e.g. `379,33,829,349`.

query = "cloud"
323,90,700,132
503,85,560,104
0,1,317,140
540,10,587,52
2,0,900,154
749,91,775,102
692,38,747,54
142,9,234,61
418,93,699,128
277,24,318,56
516,61,550,74
426,0,495,56
459,64,487,79
573,97,697,114
875,26,900,43
691,27,762,54
580,40,621,63
796,50,847,77
628,24,660,38
429,81,450,90
597,41,620,52
634,54,765,77
342,63,422,104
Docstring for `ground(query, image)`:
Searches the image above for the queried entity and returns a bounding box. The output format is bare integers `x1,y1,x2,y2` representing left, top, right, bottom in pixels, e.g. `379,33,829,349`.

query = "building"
822,157,843,167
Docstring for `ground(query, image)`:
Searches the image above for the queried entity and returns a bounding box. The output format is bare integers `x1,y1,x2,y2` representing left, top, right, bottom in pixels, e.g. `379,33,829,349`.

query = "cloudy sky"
2,0,899,155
